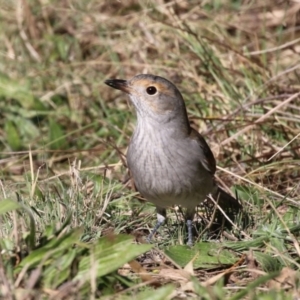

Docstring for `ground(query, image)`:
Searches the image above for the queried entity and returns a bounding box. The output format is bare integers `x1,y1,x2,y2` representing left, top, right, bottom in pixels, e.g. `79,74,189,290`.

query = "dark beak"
104,79,131,94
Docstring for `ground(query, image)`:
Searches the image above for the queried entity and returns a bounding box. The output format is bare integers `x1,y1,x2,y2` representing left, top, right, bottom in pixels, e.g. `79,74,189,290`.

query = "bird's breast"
127,129,214,208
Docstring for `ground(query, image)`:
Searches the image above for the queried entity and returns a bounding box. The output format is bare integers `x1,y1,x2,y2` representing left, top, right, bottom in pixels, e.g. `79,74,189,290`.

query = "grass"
1,0,300,298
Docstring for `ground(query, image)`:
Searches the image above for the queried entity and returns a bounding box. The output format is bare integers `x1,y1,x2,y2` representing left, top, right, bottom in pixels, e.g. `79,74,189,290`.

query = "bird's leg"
185,208,195,247
147,207,166,242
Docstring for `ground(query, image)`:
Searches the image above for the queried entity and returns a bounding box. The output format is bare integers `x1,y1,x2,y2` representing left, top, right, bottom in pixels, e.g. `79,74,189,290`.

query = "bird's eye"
146,86,157,95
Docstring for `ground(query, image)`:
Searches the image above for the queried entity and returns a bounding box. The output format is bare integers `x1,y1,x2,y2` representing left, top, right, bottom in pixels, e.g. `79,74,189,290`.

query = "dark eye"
146,86,157,95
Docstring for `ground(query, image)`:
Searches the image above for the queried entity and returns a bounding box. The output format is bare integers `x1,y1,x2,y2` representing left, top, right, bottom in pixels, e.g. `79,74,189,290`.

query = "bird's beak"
104,79,131,94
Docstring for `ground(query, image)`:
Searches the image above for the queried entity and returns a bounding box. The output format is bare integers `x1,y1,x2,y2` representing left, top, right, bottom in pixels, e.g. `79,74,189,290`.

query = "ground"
0,0,300,299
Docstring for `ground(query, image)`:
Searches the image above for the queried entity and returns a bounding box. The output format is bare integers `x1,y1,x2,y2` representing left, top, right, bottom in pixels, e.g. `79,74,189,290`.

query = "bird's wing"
189,128,216,175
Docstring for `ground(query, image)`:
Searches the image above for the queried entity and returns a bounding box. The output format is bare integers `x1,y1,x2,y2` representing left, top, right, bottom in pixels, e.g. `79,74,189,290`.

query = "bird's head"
105,74,189,126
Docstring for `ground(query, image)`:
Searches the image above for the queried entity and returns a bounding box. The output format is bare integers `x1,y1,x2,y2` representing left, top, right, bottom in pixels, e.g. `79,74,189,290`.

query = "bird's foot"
186,219,194,247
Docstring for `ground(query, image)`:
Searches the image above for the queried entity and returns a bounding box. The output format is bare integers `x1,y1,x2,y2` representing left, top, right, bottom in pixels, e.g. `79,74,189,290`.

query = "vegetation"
0,0,300,299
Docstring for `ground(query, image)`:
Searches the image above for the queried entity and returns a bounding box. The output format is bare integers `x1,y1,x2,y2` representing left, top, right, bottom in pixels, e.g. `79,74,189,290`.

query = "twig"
220,92,300,146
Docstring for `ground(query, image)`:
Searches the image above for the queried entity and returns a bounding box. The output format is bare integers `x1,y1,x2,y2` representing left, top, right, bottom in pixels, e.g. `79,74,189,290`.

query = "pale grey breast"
127,123,214,209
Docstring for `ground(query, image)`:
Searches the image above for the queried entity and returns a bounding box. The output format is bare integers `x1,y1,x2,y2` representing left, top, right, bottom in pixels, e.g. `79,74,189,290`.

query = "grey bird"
105,74,241,246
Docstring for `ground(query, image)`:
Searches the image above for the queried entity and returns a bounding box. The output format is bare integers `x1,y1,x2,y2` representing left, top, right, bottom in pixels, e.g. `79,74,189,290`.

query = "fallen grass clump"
1,0,300,299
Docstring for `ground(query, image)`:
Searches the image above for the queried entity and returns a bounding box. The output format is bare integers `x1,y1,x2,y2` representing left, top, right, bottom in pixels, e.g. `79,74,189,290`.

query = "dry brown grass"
1,0,300,298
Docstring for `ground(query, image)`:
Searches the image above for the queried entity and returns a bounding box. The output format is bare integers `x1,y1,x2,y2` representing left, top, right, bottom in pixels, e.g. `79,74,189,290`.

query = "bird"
105,74,241,246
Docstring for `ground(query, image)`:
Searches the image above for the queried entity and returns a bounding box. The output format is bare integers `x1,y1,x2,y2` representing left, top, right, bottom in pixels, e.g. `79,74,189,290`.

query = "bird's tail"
207,186,244,229
216,187,242,212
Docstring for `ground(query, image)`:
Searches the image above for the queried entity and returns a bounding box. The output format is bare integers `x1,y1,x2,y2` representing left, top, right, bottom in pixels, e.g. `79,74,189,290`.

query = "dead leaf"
203,254,246,286
268,267,298,291
203,271,227,286
181,281,195,293
128,260,153,282
159,268,191,283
